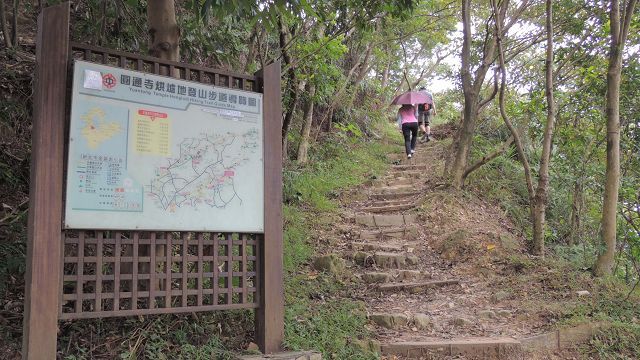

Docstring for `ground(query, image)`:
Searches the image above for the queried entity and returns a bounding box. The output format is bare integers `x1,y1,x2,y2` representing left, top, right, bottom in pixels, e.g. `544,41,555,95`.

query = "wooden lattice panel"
61,231,259,319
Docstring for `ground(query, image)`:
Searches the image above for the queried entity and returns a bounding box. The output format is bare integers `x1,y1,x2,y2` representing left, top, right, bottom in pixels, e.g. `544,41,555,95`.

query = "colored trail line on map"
146,129,259,213
134,109,171,156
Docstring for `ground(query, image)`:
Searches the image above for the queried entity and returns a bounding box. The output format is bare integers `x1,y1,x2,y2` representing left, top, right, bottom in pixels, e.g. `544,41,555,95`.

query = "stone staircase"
312,142,604,359
340,146,497,358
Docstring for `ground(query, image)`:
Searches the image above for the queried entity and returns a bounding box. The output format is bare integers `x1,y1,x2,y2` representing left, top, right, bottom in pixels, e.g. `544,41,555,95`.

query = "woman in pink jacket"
396,104,419,158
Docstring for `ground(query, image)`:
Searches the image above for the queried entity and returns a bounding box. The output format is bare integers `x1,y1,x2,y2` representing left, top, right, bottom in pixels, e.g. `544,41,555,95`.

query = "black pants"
402,122,418,155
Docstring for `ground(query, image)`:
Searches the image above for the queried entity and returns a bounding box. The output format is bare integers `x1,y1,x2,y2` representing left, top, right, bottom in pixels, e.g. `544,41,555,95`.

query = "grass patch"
587,322,640,359
283,204,314,273
284,137,395,212
285,298,375,360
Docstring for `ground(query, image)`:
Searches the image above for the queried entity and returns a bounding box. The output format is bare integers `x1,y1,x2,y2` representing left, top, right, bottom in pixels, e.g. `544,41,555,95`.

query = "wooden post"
22,3,69,359
255,62,284,353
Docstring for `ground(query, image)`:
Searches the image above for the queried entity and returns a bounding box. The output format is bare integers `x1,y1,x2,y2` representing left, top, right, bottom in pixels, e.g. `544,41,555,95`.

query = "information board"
64,60,264,232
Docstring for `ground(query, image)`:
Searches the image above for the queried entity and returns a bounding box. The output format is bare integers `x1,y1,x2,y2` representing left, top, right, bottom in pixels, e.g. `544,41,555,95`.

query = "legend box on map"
134,109,170,156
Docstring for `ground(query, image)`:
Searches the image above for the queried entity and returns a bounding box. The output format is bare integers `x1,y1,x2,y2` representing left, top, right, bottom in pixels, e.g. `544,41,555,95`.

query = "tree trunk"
568,180,583,246
146,0,180,290
594,0,638,276
381,58,391,90
96,0,108,46
147,0,179,61
278,14,300,153
531,0,557,256
493,0,536,253
282,79,305,159
449,0,498,188
0,0,12,48
297,83,316,164
11,0,17,46
244,24,258,73
444,110,464,176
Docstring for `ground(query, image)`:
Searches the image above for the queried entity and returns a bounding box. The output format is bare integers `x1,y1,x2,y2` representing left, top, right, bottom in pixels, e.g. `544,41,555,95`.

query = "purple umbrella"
391,91,433,105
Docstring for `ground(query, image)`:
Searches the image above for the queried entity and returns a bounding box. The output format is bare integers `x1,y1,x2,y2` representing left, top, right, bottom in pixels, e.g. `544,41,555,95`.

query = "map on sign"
65,60,264,232
147,128,259,212
80,108,123,149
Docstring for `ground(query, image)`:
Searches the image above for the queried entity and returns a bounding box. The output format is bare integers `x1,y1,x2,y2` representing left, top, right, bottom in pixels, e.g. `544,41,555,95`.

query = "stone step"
372,184,418,193
354,214,417,227
392,164,428,171
370,313,411,329
370,191,416,201
369,313,411,329
362,271,392,283
358,225,419,241
361,270,430,284
385,170,422,179
396,269,428,281
377,279,459,293
388,152,428,159
373,251,419,269
373,177,416,187
398,155,429,165
368,198,416,207
369,312,434,330
359,202,417,214
352,251,418,269
351,242,405,252
380,338,523,359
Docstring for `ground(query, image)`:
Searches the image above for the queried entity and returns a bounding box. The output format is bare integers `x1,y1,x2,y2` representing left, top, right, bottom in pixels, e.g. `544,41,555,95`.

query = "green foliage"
283,136,391,211
283,204,313,273
58,311,250,359
285,297,376,360
180,12,252,71
333,121,363,140
71,0,148,51
295,36,347,103
0,241,25,294
468,136,532,233
553,243,598,271
588,323,640,359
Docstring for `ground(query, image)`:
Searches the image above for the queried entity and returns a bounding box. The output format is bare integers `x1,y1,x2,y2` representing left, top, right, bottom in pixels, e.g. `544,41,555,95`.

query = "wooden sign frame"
22,3,283,358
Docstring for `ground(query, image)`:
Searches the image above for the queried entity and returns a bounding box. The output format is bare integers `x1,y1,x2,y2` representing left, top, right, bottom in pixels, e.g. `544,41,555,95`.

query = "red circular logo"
102,73,117,89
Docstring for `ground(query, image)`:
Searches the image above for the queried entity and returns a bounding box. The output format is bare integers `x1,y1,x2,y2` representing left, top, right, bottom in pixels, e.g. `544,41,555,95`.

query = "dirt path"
330,136,588,359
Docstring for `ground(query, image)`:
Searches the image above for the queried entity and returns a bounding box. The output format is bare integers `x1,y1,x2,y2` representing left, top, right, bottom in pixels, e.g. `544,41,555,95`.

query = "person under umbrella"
396,103,419,159
391,91,430,159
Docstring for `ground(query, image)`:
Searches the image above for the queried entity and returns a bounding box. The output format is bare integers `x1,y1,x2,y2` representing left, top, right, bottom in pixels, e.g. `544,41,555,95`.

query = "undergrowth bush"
588,323,640,359
467,135,531,235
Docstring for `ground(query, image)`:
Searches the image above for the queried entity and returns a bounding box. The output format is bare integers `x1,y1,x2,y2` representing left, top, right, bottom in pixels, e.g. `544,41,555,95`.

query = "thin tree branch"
492,0,535,199
463,135,514,180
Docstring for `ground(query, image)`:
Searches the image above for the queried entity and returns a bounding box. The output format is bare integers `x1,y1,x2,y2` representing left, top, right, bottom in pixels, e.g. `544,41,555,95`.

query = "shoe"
407,154,412,159
425,135,431,142
410,149,415,154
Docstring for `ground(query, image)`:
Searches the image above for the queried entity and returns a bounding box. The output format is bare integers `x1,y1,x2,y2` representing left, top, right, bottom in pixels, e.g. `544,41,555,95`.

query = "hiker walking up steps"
396,104,419,159
417,86,436,142
391,89,433,159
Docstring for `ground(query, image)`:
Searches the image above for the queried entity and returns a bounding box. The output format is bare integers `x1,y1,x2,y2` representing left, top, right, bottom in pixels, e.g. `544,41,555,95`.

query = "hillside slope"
308,126,640,359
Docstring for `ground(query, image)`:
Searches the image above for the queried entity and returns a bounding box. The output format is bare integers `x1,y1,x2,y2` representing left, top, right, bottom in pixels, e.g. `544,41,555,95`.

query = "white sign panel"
64,60,264,232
